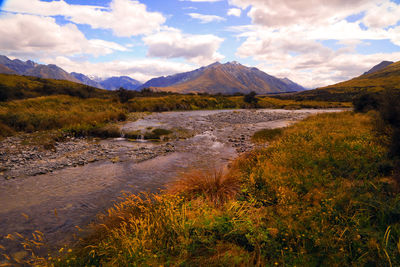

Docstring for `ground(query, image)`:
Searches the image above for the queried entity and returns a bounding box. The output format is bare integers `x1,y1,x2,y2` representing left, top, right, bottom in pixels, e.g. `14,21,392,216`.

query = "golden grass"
168,169,241,206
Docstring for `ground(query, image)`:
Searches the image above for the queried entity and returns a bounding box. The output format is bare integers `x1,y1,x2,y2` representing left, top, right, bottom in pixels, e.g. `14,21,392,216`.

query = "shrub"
353,92,380,112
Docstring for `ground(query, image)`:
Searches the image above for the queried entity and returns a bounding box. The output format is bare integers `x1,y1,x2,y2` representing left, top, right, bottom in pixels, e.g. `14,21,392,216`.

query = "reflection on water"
0,108,344,257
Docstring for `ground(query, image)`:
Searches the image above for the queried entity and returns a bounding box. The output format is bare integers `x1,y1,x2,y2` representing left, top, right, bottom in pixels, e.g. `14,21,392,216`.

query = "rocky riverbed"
0,108,343,260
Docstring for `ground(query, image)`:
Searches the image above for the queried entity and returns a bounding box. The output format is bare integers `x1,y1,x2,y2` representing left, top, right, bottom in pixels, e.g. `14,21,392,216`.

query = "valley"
0,108,342,258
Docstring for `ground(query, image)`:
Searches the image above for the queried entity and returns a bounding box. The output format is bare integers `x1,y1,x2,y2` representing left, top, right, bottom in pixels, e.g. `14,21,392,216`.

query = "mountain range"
0,55,304,94
0,55,142,91
140,61,304,94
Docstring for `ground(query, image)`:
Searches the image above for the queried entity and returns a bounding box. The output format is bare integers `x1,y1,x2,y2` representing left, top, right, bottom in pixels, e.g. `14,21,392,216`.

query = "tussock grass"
0,95,127,136
169,169,241,206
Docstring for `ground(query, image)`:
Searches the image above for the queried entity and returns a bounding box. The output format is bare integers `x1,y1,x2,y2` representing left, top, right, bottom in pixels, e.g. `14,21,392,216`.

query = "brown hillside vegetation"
284,61,400,102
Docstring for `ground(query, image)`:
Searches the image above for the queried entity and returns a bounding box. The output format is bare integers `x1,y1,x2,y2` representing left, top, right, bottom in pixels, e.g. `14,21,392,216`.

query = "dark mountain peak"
364,61,394,75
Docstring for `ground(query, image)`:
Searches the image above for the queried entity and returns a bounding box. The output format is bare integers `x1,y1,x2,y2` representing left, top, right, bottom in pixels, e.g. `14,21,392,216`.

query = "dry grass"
168,169,241,206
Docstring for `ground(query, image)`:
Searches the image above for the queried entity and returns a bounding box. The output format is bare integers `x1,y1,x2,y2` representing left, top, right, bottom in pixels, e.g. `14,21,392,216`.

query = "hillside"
0,73,111,101
140,62,304,94
289,60,400,101
363,60,393,75
0,64,17,75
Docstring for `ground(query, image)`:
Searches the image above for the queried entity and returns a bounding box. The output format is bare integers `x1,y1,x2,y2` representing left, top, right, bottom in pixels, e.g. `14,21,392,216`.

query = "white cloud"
363,1,400,28
0,13,126,59
143,28,224,65
229,0,374,27
228,0,400,87
44,56,197,83
3,0,165,37
227,8,241,17
188,13,226,23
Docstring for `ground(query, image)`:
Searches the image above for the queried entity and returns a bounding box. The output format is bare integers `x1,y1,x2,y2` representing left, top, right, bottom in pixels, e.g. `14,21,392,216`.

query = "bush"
375,89,400,162
353,92,380,112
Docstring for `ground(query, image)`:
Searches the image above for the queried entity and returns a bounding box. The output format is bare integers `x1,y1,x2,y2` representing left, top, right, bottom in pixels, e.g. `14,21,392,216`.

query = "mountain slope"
0,64,17,75
0,73,111,101
100,76,142,90
0,55,80,83
291,60,400,101
142,62,304,94
71,72,104,89
363,61,394,75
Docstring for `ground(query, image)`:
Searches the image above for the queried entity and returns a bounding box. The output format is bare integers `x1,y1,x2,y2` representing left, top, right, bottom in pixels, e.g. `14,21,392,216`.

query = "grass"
0,93,348,139
0,95,127,137
10,111,400,266
251,128,283,143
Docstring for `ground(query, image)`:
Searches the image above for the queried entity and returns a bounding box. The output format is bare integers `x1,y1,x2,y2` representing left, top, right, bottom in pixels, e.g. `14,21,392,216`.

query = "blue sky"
1,0,400,88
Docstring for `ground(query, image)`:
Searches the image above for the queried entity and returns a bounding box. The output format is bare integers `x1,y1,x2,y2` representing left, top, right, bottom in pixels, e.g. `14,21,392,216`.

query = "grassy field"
0,94,350,138
15,111,400,266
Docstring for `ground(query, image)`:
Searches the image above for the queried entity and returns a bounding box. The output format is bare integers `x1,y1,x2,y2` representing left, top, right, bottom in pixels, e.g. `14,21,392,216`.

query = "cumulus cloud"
188,13,226,23
44,56,196,82
229,0,374,27
228,0,400,87
362,1,400,28
0,13,126,59
227,8,241,17
3,0,165,37
143,28,224,65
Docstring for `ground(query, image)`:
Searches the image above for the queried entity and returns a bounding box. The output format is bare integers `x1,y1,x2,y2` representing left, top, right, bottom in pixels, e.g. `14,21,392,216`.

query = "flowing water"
0,108,344,258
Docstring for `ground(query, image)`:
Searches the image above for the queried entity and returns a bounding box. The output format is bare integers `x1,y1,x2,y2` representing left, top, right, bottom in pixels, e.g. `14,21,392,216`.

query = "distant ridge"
100,76,142,90
140,61,304,94
0,55,142,90
363,61,394,75
0,55,80,83
71,72,104,89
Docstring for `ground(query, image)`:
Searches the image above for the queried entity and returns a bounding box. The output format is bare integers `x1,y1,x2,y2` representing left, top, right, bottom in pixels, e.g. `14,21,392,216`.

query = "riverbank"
18,111,400,266
0,109,342,263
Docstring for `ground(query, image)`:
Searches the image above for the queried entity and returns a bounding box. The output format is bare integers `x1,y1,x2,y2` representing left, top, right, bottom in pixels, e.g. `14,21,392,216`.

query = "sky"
0,0,400,88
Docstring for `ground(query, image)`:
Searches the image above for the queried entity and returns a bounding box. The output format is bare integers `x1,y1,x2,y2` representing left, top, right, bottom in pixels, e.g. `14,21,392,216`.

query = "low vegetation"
0,92,349,139
276,61,400,102
0,95,127,137
251,128,283,143
13,111,400,266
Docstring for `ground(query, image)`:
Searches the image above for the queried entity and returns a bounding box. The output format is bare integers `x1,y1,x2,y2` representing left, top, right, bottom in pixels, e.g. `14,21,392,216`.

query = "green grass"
13,111,400,266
